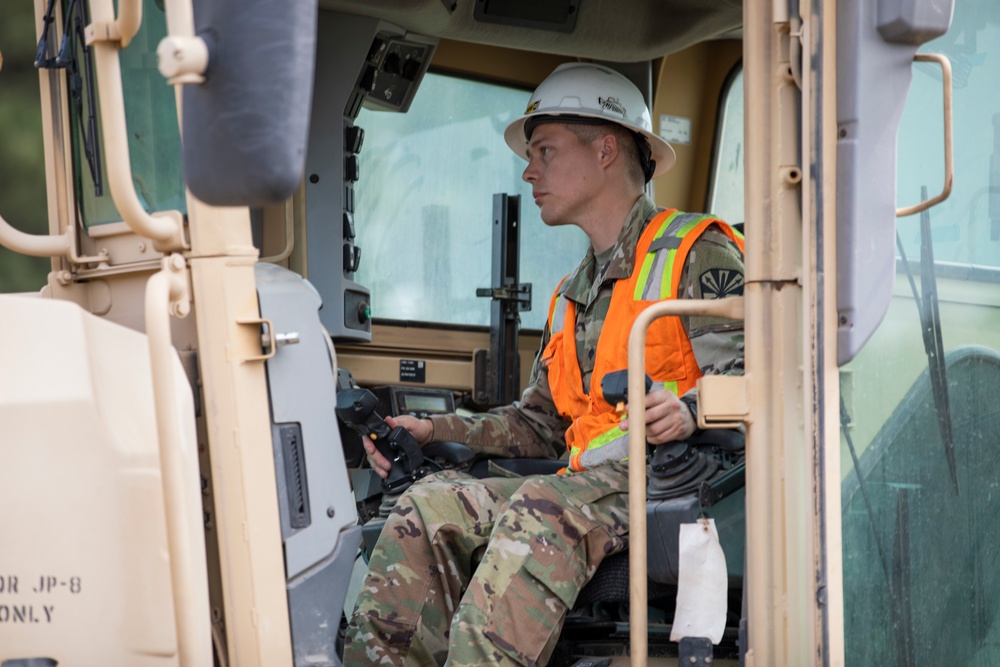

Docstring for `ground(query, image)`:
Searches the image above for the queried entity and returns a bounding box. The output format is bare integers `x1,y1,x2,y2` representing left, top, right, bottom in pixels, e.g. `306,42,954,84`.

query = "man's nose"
522,159,537,183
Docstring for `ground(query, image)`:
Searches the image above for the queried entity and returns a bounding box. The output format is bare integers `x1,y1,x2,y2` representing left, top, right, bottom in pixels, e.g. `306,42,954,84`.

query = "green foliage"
0,1,51,293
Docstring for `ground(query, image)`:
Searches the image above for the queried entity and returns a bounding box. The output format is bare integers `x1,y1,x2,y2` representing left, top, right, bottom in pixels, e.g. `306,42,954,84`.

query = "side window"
354,72,589,330
707,67,745,224
71,0,185,228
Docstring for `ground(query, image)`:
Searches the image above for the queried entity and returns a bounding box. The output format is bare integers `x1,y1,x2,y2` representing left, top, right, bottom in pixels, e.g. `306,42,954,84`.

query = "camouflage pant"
343,463,631,667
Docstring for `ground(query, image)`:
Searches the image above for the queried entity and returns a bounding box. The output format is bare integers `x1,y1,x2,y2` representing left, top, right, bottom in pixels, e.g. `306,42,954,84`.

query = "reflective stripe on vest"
634,212,717,301
543,209,745,471
548,288,569,336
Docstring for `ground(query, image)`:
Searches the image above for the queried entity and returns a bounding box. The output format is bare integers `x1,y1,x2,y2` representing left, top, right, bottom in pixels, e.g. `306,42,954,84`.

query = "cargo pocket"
482,539,588,667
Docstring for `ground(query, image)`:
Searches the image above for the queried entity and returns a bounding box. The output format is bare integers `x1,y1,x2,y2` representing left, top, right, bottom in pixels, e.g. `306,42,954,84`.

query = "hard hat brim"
504,112,677,179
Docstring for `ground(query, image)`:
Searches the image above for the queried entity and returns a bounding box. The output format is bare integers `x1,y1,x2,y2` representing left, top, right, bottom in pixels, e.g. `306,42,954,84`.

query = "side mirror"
835,0,955,364
178,0,318,206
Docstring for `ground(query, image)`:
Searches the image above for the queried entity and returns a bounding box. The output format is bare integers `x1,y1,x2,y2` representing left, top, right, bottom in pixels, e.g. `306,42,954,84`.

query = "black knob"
345,125,365,154
345,155,360,182
403,57,422,81
359,65,377,91
343,211,355,240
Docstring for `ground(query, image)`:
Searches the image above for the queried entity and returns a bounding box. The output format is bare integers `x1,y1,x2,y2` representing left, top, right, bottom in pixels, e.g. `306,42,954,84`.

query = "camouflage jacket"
428,195,745,460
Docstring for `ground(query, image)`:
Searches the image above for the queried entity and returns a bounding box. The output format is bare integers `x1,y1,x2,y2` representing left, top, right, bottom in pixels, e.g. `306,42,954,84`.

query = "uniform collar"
560,195,659,307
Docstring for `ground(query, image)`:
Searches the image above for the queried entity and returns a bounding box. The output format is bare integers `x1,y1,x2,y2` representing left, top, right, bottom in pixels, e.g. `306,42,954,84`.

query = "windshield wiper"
896,184,958,495
35,0,103,197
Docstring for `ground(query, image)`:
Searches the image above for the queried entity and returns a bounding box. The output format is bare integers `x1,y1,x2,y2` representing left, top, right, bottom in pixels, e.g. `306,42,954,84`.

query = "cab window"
354,71,589,330
69,0,186,228
707,66,744,223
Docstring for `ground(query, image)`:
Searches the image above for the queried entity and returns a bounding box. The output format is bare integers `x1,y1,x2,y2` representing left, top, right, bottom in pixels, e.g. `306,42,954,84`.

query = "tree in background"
0,2,51,293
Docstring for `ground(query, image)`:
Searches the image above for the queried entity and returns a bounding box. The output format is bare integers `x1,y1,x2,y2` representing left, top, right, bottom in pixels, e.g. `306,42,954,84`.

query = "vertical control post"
475,194,531,405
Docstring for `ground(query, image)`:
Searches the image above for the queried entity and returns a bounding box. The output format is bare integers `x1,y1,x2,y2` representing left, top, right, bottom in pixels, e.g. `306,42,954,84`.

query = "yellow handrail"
627,296,745,667
145,253,213,667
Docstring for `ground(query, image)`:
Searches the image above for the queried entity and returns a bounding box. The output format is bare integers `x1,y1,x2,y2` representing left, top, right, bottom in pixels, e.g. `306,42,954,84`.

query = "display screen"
400,393,449,413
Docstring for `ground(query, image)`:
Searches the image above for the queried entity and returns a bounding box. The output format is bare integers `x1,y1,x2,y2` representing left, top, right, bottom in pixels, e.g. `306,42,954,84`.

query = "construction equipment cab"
4,0,1000,665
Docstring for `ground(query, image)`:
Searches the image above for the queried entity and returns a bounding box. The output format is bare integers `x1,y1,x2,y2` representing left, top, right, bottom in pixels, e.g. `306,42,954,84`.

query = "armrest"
688,428,745,453
422,440,476,465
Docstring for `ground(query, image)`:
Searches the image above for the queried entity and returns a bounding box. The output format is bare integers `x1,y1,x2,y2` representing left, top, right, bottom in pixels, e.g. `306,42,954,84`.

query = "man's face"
521,122,604,227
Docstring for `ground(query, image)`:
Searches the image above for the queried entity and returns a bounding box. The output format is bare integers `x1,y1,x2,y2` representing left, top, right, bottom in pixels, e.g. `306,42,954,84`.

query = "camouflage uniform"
344,195,744,667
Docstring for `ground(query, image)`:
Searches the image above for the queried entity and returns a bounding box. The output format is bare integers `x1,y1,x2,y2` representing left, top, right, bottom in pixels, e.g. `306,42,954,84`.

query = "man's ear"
597,133,620,168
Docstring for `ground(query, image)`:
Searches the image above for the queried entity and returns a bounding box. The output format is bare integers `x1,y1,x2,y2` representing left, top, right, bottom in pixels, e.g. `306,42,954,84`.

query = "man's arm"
361,350,567,477
362,311,573,478
426,336,568,460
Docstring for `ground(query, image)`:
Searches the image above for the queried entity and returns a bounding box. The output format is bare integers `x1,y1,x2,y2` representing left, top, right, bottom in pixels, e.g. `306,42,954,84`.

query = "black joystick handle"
601,369,653,410
335,387,425,492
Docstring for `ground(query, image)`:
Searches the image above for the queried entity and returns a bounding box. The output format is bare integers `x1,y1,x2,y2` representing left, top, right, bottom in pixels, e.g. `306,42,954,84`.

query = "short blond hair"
565,122,645,187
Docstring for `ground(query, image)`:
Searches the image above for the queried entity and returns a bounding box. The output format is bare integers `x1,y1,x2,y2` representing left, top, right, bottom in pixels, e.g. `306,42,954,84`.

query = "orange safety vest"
541,209,744,472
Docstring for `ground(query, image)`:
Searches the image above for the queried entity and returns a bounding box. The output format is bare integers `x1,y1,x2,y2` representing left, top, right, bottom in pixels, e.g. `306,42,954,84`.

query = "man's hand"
620,389,696,444
363,415,433,478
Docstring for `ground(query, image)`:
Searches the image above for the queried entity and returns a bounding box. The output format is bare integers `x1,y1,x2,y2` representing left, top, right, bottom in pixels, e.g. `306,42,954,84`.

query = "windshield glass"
841,2,1000,664
70,0,186,227
353,72,589,330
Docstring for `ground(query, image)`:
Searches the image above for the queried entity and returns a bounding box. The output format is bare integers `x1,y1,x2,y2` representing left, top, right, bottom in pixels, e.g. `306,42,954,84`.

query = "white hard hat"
504,62,676,180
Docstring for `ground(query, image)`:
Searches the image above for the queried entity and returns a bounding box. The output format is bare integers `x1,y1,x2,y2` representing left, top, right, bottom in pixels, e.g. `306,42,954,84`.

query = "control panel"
306,12,437,341
351,35,435,114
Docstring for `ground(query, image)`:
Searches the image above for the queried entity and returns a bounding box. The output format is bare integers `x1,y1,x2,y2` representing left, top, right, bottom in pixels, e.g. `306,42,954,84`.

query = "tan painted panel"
0,294,210,665
187,252,292,667
338,324,542,397
432,39,571,88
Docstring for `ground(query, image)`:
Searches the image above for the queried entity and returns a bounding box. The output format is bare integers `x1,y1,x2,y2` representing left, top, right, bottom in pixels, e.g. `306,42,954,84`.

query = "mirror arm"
157,0,209,85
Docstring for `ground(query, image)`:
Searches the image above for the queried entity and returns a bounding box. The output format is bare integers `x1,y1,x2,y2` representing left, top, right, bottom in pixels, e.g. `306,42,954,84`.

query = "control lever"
602,371,745,502
335,387,425,493
600,369,653,413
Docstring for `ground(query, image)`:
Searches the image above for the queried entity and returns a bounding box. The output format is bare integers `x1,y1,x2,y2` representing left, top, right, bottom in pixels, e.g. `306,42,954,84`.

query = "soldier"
344,62,745,667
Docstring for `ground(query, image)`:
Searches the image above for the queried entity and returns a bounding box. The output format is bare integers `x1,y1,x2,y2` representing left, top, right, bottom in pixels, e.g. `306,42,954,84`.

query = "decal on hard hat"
598,96,626,118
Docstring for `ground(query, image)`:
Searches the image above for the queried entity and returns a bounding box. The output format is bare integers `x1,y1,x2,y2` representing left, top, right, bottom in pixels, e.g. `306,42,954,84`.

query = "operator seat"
466,427,746,600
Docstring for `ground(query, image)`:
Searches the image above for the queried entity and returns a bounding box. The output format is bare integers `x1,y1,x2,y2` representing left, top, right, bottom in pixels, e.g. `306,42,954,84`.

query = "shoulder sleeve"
677,226,745,332
677,226,745,378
